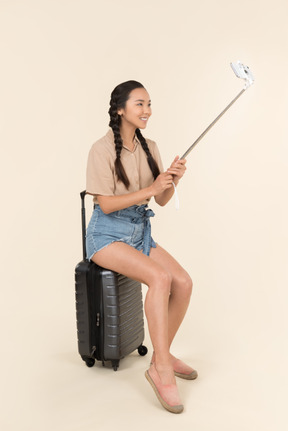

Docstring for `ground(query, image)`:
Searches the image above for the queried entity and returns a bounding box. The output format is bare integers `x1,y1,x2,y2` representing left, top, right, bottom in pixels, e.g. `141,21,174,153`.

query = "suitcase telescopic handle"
80,190,87,262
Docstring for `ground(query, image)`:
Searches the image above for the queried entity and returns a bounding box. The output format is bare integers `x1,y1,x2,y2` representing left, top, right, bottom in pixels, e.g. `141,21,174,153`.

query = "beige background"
1,0,287,429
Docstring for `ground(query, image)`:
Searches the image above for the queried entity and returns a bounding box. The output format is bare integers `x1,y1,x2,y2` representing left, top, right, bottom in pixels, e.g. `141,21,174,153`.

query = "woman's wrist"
146,185,155,199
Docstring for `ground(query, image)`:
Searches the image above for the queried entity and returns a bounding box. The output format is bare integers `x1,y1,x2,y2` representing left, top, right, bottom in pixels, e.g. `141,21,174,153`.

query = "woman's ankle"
150,362,176,385
152,351,178,366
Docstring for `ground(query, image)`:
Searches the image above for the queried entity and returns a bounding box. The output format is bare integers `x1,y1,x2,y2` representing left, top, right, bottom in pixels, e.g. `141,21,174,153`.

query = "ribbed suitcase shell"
101,271,144,359
75,260,146,370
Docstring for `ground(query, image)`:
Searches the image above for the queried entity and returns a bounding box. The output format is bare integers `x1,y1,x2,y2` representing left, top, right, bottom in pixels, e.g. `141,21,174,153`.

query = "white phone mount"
230,61,254,88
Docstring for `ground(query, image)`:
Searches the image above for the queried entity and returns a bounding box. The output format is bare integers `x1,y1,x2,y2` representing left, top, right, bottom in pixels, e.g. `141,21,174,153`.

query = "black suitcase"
75,191,148,371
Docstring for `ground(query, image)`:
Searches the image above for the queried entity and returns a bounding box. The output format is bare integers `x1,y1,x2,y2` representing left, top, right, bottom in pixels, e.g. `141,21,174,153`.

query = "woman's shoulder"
89,129,115,155
143,136,163,170
145,137,156,144
144,137,161,156
144,136,158,150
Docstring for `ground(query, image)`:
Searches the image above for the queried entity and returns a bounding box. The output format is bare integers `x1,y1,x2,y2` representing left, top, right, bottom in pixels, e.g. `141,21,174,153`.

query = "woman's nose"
144,105,151,115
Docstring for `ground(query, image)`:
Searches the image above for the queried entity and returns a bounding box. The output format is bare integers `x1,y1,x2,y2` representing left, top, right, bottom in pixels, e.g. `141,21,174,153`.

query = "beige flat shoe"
150,358,198,380
173,359,198,380
145,370,184,414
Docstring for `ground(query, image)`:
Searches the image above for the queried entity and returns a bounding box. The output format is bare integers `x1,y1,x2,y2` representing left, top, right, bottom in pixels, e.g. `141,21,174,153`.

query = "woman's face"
118,87,152,130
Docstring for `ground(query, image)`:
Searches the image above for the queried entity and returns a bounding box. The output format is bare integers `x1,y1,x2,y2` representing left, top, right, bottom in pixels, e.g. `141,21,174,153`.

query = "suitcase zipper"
88,265,102,361
95,285,104,361
92,312,102,359
91,312,100,356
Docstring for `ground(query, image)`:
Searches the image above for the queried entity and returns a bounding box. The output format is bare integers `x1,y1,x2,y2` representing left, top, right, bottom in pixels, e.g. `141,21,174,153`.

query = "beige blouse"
86,129,164,205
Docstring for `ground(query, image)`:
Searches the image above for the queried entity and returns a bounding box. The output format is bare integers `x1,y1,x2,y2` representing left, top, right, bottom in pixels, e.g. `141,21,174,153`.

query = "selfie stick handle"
180,88,246,160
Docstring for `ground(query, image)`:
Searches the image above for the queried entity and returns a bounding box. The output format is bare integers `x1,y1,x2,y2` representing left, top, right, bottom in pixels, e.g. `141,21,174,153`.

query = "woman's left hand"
166,156,187,185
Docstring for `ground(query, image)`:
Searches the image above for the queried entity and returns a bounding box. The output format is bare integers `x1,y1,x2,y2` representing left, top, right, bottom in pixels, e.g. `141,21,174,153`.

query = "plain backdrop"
1,0,287,430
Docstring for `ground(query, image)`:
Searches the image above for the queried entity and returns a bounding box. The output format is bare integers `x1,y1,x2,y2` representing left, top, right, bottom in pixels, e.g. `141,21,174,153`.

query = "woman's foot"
172,357,198,380
145,363,184,414
151,353,198,380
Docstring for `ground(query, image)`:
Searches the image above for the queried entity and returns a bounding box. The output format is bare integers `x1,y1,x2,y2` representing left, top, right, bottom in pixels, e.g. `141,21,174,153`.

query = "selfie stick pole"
180,61,254,160
180,89,245,159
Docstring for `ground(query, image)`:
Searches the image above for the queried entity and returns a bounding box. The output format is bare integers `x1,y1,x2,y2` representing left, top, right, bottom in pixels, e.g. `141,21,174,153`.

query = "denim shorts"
86,204,157,261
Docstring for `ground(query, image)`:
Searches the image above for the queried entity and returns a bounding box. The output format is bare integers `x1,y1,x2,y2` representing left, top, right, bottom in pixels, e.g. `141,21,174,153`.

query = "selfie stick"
180,61,254,160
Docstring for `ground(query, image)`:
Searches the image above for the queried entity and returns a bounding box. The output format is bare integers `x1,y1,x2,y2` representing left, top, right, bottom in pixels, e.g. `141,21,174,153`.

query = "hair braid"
135,129,160,180
108,97,130,189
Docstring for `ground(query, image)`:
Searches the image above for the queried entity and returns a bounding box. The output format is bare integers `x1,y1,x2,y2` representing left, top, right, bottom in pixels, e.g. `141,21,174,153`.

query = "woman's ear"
117,109,123,116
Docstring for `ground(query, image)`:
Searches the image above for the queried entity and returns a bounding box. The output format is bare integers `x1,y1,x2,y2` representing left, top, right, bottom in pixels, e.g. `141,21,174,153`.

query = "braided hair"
108,80,160,190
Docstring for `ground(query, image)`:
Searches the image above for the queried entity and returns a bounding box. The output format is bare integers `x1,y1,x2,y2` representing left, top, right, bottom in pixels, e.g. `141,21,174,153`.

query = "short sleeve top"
86,129,164,205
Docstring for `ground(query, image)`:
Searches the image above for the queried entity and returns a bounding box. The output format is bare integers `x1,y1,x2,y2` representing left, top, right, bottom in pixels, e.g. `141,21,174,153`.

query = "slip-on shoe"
145,369,184,414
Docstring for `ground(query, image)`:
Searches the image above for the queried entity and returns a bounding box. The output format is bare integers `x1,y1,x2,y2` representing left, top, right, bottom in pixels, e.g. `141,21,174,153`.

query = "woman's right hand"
150,172,174,196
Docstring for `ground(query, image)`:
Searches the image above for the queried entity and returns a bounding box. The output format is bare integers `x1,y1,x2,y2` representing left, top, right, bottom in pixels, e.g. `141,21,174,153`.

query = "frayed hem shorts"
86,204,157,261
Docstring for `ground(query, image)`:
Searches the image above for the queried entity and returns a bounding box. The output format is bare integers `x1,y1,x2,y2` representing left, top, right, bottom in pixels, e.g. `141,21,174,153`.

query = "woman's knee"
149,268,172,293
186,275,193,296
173,273,193,298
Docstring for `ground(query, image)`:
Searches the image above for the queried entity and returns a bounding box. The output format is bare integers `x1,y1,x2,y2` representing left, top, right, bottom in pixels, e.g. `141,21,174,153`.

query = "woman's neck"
119,125,137,150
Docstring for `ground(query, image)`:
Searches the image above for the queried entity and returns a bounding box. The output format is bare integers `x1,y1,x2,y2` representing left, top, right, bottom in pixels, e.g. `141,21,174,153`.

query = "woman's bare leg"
149,245,193,346
91,242,176,384
149,245,196,374
91,241,194,407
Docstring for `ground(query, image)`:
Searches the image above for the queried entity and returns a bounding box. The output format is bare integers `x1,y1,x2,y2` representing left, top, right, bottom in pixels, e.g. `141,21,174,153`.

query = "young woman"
85,80,197,414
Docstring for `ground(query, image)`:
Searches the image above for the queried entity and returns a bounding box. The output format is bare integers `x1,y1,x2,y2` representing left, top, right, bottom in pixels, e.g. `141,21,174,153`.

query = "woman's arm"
96,171,174,214
155,156,187,206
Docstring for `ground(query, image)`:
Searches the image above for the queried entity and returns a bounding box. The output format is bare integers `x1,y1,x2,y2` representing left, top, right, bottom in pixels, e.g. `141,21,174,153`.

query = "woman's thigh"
91,242,170,286
149,244,193,293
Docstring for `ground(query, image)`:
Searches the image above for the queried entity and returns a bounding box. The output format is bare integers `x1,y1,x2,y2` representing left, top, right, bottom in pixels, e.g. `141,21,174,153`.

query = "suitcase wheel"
83,357,95,368
112,360,119,371
137,345,148,356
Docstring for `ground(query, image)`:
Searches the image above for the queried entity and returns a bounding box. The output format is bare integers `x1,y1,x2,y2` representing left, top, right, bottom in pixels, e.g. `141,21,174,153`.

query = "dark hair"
108,80,160,189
